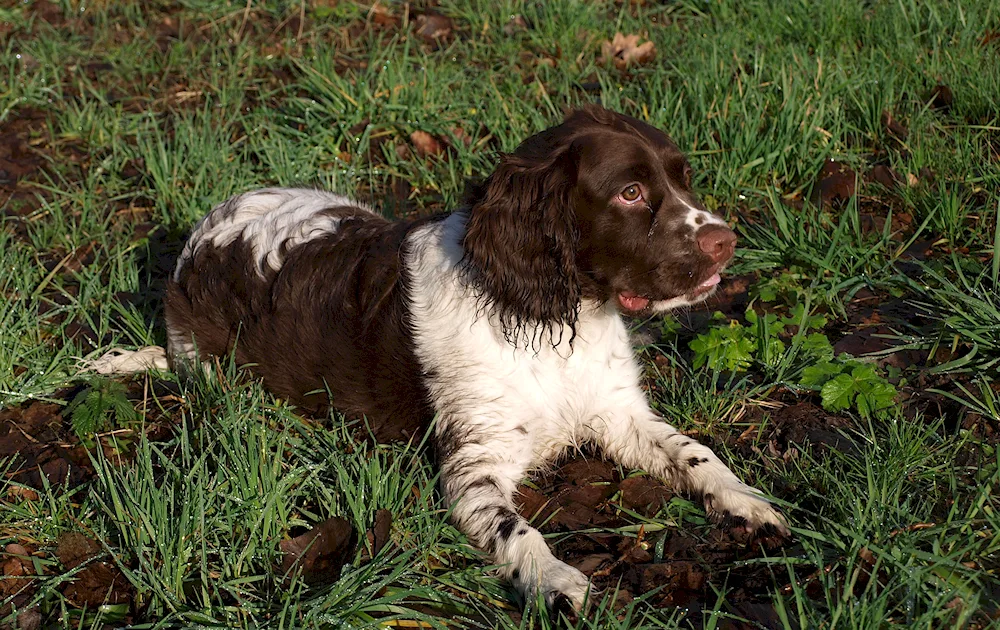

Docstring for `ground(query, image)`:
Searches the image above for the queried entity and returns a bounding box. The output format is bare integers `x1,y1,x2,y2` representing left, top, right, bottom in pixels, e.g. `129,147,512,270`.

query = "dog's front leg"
435,425,592,609
594,409,789,536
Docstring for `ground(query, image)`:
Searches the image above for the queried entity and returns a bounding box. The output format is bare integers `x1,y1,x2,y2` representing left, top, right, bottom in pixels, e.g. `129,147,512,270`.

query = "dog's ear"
462,143,580,347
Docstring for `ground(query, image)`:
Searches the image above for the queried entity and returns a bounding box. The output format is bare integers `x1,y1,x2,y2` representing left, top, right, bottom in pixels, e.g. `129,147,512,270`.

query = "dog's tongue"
697,273,722,291
617,292,650,312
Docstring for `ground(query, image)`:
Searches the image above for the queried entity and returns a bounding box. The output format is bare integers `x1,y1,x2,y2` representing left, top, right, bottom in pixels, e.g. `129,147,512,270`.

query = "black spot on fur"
442,455,493,478
517,528,528,536
497,515,518,541
435,423,485,463
688,456,709,468
511,568,520,581
466,476,499,491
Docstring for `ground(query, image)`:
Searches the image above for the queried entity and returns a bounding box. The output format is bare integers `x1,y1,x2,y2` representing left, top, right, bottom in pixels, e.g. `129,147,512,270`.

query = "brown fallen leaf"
280,517,356,584
813,159,858,207
366,508,393,558
571,553,613,575
414,13,453,43
882,110,909,141
56,532,101,570
409,130,444,158
928,84,954,111
600,33,656,70
504,14,529,36
1,543,33,597
870,164,903,189
370,3,399,29
448,125,473,148
6,485,39,502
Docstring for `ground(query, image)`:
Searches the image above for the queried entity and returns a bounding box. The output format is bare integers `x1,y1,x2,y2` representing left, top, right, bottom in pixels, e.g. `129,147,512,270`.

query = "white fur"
175,188,369,279
82,346,169,374
404,213,787,609
684,206,728,230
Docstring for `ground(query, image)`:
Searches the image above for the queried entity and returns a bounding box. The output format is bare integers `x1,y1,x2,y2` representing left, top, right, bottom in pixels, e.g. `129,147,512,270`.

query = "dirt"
0,401,95,491
510,453,797,624
1,533,135,629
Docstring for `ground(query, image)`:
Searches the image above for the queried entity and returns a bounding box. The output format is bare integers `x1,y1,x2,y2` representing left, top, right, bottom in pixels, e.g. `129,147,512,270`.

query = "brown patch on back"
166,211,444,441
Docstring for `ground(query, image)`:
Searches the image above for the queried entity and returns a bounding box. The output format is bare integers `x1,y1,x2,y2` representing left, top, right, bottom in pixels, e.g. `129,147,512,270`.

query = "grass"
1,0,999,627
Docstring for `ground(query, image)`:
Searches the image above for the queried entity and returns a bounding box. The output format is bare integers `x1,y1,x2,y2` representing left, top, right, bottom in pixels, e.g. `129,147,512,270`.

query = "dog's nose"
696,224,737,264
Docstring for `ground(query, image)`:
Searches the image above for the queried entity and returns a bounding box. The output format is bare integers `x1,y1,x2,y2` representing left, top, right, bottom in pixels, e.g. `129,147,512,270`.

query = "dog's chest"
405,217,647,460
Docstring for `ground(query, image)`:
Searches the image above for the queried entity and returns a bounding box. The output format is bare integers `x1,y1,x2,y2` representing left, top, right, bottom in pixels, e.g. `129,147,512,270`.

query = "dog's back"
166,188,436,440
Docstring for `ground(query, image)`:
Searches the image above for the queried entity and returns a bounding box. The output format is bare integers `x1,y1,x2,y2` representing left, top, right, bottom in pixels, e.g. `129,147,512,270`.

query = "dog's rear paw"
705,486,790,538
80,346,169,375
516,559,592,611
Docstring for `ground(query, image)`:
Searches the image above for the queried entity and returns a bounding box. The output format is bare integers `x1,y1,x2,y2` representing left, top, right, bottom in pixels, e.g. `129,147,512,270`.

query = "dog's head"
462,104,736,345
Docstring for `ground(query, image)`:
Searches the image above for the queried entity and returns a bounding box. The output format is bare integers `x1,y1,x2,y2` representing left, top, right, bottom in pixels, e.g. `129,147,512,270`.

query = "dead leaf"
601,33,656,70
370,3,399,29
571,553,613,575
813,160,857,207
6,485,39,502
882,111,909,141
928,84,954,111
415,13,453,43
366,509,392,558
280,517,356,584
56,532,101,570
870,164,902,189
409,130,444,158
504,14,529,36
448,125,472,148
1,543,33,597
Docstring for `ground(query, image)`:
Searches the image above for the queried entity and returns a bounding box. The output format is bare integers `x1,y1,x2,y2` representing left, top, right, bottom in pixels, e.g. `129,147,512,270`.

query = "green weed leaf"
799,332,835,361
800,360,844,389
689,325,754,371
821,373,857,412
782,303,828,331
67,378,137,440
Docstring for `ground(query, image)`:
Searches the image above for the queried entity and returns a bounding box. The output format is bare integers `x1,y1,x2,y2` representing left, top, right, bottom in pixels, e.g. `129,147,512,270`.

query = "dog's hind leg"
81,346,170,374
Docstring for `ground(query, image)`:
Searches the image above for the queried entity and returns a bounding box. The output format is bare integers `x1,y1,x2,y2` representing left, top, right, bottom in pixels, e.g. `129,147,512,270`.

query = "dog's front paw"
515,559,592,610
704,485,789,538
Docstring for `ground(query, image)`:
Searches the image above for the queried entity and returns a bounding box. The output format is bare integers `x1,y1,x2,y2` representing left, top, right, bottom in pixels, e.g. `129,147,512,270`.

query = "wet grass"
1,0,999,627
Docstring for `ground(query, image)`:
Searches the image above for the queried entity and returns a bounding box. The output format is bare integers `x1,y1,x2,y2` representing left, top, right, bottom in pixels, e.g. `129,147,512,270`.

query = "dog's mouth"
689,271,722,296
617,292,652,312
616,270,723,313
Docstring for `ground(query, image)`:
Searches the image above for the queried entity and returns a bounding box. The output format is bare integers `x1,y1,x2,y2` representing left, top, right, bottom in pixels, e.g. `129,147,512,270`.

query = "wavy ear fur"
461,136,581,348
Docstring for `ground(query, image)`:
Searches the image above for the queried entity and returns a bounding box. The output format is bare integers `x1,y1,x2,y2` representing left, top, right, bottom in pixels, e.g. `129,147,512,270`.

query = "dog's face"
462,105,737,344
566,112,735,314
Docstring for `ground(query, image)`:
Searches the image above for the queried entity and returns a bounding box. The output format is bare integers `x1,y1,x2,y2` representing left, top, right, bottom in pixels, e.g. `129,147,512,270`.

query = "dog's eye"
620,184,642,203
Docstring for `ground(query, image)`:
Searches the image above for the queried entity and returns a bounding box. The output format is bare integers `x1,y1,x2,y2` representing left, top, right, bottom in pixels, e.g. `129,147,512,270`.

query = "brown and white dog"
91,105,788,608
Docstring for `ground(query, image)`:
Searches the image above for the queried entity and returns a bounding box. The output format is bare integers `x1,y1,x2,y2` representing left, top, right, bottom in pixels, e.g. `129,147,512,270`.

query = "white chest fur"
405,213,648,468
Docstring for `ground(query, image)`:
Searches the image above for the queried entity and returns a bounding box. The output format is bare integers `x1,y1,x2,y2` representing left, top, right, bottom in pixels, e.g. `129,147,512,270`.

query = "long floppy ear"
461,145,581,348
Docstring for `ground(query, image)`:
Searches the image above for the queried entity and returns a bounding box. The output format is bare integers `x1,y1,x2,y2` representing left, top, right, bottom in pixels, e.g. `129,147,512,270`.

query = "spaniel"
91,105,788,609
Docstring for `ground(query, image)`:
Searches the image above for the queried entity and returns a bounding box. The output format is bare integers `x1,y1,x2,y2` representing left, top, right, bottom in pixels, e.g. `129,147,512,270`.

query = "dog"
90,105,788,609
